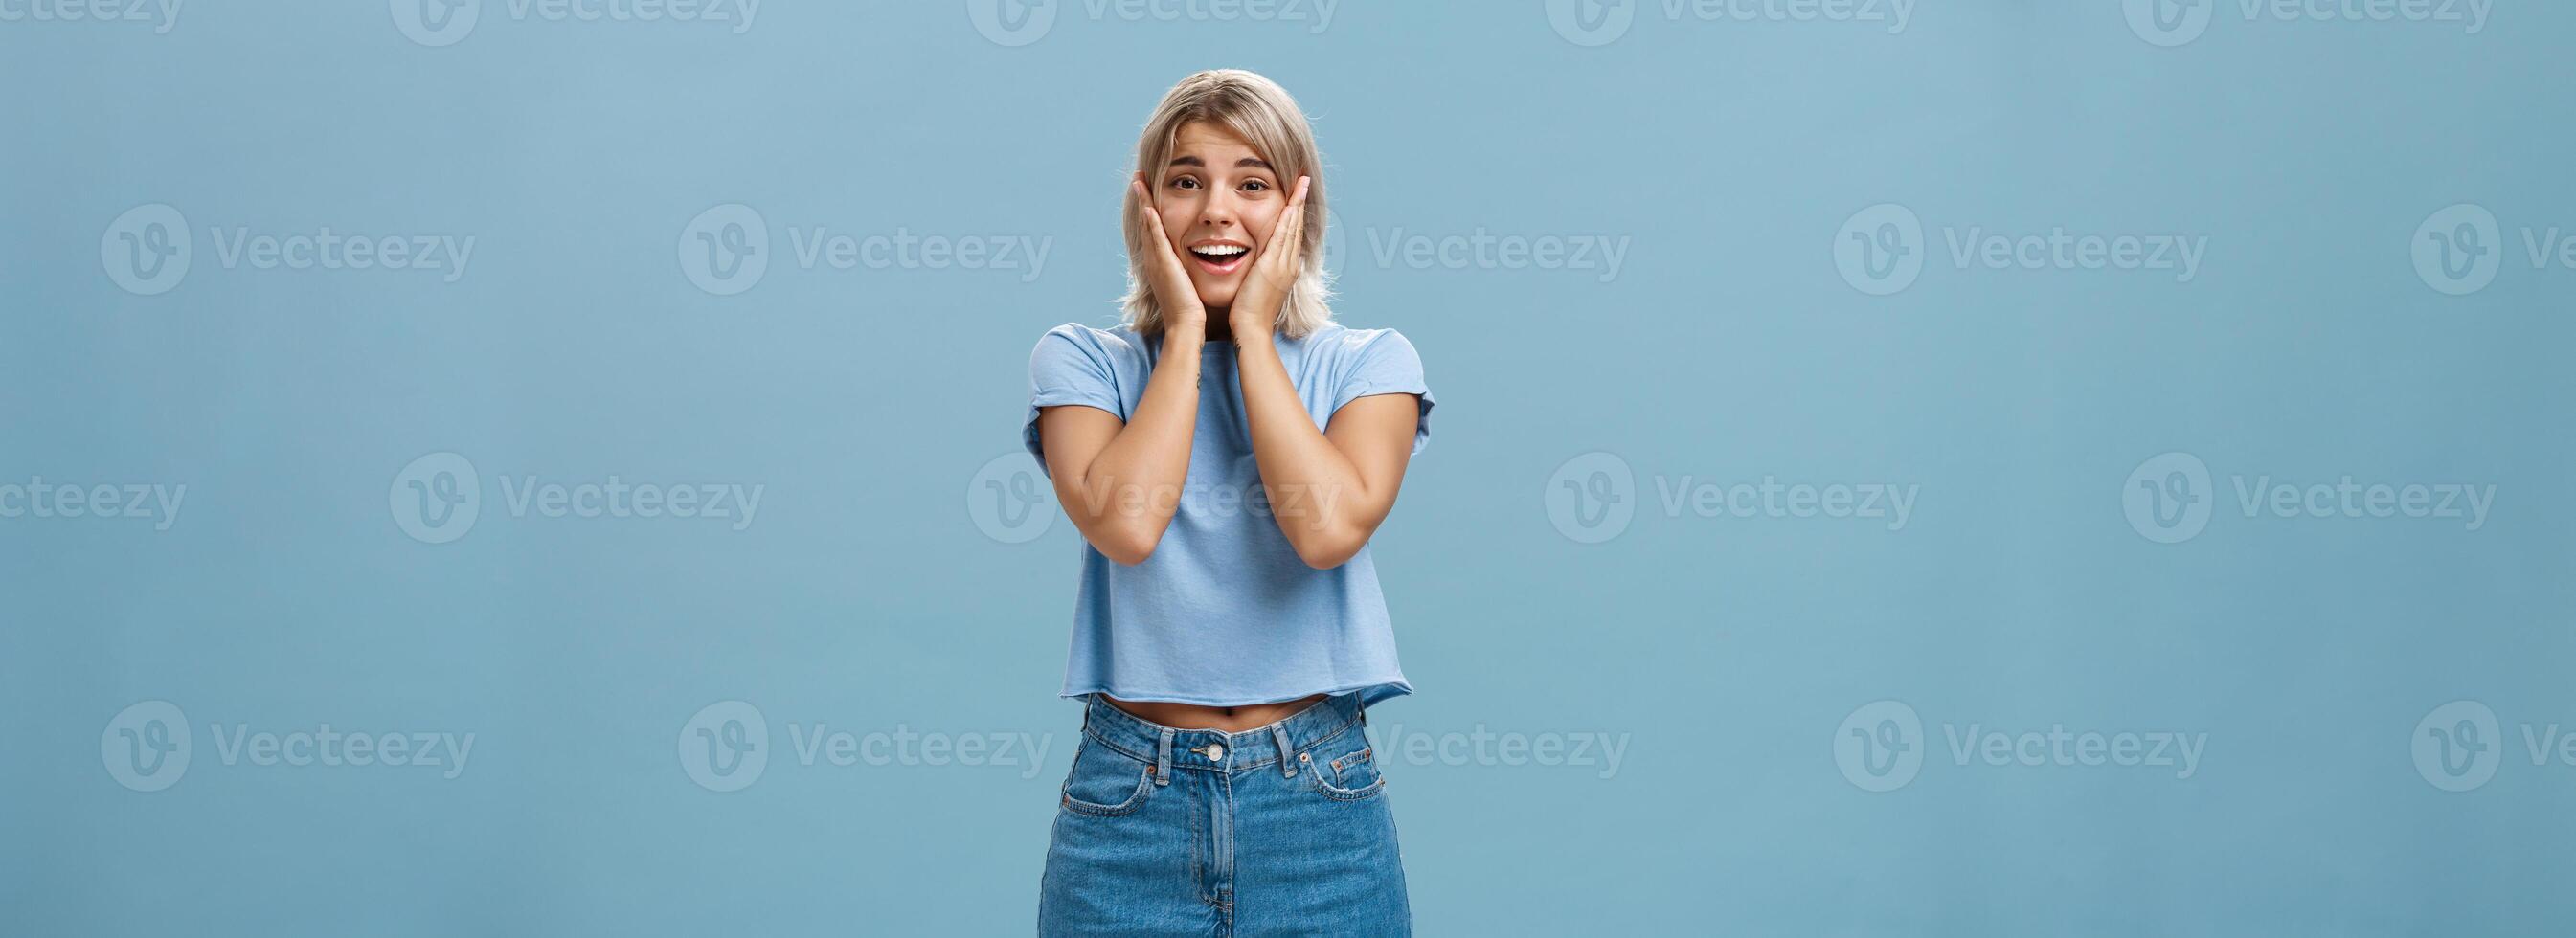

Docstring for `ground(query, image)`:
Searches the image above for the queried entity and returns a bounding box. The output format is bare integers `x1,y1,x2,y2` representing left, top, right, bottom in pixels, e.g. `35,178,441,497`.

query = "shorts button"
1205,744,1225,762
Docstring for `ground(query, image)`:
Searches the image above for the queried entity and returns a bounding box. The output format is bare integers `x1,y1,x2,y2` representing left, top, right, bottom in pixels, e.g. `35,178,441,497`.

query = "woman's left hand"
1229,175,1310,345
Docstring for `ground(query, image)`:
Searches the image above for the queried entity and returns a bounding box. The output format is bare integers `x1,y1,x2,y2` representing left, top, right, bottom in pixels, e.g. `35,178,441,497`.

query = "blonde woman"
1025,70,1432,934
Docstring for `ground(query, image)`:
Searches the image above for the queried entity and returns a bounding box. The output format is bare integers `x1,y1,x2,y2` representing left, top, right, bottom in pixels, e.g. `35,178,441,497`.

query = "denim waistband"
1080,692,1367,783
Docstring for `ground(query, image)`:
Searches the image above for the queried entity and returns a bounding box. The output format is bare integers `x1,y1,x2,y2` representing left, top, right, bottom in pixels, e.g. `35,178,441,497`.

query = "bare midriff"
1101,693,1329,734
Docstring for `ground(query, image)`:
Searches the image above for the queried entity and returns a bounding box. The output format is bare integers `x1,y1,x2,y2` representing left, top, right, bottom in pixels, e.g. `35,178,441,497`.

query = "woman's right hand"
1132,175,1207,338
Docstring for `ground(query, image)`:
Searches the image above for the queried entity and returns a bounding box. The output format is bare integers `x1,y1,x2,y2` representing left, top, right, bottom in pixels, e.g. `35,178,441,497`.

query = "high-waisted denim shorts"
1037,692,1412,936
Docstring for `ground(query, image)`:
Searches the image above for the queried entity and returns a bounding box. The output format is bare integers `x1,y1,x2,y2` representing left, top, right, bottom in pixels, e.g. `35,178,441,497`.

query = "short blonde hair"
1120,69,1332,338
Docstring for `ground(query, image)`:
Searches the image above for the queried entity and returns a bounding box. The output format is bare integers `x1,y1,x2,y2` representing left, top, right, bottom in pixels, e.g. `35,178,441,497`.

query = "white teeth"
1191,244,1247,257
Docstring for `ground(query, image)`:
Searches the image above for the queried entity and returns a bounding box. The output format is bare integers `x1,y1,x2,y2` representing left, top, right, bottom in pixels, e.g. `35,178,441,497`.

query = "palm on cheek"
1133,176,1206,333
1232,175,1310,342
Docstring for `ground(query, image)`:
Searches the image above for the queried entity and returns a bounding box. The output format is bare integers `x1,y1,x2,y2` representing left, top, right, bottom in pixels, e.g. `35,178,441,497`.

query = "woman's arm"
1035,179,1212,566
1037,331,1200,566
1228,176,1420,569
1235,343,1419,570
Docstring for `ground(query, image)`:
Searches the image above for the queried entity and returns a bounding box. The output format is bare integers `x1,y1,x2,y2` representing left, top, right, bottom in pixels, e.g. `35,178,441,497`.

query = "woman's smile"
1187,238,1252,275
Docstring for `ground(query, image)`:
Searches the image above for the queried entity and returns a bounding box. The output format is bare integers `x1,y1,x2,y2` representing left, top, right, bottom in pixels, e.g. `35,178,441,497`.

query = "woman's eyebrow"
1164,155,1274,170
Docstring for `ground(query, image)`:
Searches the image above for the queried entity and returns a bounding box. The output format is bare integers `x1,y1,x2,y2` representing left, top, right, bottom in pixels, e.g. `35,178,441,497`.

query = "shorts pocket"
1059,735,1157,817
1304,732,1388,802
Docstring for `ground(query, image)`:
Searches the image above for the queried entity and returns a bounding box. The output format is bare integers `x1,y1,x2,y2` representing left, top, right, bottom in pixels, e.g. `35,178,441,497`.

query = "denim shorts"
1037,692,1412,936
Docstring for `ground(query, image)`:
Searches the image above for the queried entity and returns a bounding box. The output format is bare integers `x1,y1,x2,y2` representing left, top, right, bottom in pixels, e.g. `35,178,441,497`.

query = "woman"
1024,69,1433,935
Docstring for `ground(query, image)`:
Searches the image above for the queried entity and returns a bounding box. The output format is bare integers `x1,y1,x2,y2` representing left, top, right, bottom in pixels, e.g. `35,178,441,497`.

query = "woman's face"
1152,121,1289,312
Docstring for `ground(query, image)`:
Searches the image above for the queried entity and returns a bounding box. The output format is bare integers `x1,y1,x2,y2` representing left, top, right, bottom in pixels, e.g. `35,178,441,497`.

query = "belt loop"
1155,728,1174,786
1272,724,1298,778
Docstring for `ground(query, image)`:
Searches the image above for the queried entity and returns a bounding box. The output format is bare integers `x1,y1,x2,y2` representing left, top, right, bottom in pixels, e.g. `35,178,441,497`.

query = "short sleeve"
1332,329,1435,455
1025,325,1126,473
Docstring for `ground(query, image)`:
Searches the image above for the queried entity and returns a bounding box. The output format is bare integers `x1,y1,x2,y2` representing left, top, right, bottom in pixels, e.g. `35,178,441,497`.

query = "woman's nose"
1197,193,1242,229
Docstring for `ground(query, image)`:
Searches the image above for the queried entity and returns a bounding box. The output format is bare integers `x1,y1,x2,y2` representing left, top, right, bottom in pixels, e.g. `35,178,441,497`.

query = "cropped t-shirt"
1023,321,1434,708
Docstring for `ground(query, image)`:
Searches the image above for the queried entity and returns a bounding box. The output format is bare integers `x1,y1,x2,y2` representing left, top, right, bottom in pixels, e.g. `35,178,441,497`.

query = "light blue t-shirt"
1024,321,1434,708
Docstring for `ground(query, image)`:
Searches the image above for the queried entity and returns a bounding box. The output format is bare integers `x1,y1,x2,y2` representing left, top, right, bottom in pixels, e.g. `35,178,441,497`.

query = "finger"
1266,180,1309,276
1132,178,1158,235
1136,186,1175,261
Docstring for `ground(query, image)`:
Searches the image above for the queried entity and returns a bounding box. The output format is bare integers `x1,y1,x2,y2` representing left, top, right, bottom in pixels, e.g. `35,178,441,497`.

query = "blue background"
7,1,2573,934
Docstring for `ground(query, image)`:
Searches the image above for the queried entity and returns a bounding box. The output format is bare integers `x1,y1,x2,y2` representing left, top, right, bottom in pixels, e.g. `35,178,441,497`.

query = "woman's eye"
1242,180,1269,193
1167,177,1200,190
